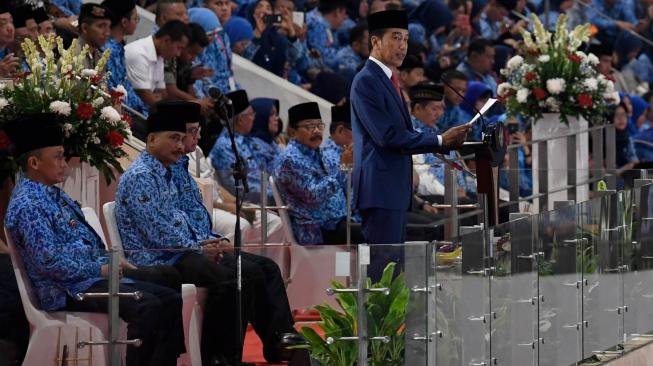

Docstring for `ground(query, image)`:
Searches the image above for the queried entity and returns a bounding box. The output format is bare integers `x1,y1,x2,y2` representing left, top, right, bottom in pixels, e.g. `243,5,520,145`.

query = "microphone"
440,76,487,133
208,87,232,106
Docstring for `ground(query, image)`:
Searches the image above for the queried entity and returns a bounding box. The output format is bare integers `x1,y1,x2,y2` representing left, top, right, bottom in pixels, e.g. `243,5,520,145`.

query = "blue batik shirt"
115,152,202,266
249,136,281,171
412,116,471,193
50,0,81,16
335,46,362,79
103,37,149,117
273,139,347,245
456,61,497,97
437,103,465,132
193,31,233,97
5,178,108,310
171,156,222,239
306,9,341,69
209,130,272,203
588,0,638,42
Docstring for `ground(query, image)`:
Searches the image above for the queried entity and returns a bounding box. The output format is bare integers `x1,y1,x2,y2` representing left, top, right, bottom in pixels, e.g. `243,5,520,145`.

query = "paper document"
466,98,497,126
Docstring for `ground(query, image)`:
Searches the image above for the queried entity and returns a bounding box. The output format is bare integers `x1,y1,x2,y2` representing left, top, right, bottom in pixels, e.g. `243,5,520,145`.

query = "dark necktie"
390,73,403,99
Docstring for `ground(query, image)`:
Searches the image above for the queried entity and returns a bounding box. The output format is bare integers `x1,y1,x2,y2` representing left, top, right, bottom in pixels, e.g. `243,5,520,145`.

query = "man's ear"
27,155,39,171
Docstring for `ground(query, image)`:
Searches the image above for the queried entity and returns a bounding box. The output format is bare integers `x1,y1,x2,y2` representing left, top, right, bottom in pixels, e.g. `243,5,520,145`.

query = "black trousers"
64,279,185,366
321,218,365,245
123,265,183,292
0,254,28,365
173,251,296,364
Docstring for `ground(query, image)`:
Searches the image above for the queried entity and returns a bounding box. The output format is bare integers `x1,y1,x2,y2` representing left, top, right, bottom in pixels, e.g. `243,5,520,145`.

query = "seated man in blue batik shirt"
455,38,497,97
116,101,306,365
170,100,308,364
210,90,274,204
102,0,149,117
321,103,353,165
5,113,185,366
190,8,235,96
274,102,364,245
306,0,349,69
335,23,368,83
0,4,19,78
438,70,468,132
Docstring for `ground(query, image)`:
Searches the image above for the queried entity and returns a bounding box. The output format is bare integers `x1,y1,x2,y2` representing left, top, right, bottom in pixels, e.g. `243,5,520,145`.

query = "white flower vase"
60,157,100,214
531,113,589,211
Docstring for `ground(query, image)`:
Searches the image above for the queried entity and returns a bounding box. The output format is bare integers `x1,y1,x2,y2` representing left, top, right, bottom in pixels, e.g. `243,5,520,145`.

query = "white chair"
268,175,298,245
102,201,206,366
81,207,107,246
4,228,125,366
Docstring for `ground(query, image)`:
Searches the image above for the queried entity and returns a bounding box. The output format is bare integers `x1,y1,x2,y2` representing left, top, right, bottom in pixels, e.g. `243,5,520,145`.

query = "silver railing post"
605,124,617,189
260,171,268,244
508,145,520,213
444,165,459,239
537,139,548,212
107,248,121,365
567,134,577,203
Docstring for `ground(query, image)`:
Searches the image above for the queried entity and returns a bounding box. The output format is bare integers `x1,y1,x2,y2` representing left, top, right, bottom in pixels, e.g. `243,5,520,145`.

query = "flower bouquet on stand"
498,14,620,210
0,34,131,183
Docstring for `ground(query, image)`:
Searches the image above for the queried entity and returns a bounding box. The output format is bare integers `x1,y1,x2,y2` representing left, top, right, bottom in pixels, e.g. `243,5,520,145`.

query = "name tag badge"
69,219,77,229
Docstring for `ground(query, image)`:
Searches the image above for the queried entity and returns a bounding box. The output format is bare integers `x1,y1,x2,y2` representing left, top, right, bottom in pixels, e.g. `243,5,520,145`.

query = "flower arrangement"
499,14,620,125
0,34,131,183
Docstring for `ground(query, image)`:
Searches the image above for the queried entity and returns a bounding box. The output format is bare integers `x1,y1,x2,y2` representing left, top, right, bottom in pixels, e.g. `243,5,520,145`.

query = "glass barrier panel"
433,234,465,366
366,243,421,366
625,183,653,338
460,228,490,366
580,192,624,359
404,242,434,365
490,216,538,366
537,203,582,366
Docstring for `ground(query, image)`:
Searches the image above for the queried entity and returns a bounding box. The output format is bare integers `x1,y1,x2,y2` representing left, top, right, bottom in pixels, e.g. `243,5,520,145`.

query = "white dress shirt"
125,35,165,91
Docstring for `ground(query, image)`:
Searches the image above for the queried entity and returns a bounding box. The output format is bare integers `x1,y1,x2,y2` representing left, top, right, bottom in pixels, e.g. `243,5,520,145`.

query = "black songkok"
368,9,408,32
289,102,322,127
5,113,64,157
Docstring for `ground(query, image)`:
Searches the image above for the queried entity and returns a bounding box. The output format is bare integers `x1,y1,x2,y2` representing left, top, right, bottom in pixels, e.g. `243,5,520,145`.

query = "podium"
403,122,508,229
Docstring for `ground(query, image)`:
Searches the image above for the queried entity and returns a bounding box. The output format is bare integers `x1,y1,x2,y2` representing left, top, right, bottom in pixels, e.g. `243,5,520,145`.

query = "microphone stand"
217,100,248,365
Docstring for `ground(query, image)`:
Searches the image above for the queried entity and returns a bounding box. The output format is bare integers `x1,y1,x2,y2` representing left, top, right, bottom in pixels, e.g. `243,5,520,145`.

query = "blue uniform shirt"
115,152,202,266
335,46,363,78
50,0,81,16
273,139,347,245
193,31,233,97
103,37,149,116
306,9,341,69
5,178,107,310
171,156,220,239
209,130,273,203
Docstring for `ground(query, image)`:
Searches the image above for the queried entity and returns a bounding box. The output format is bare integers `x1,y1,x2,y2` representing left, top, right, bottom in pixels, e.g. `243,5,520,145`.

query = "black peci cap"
289,102,322,127
368,9,408,32
5,113,64,157
147,100,199,134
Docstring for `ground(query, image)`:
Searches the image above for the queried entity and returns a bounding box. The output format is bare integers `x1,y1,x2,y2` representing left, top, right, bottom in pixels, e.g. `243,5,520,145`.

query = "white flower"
507,55,524,69
81,69,97,78
93,137,101,144
100,106,121,124
92,97,105,108
62,123,73,137
582,78,598,91
0,98,8,110
497,82,512,97
586,53,599,66
538,55,550,63
546,78,566,95
113,85,128,101
516,88,530,103
575,51,587,60
49,101,71,116
545,97,561,112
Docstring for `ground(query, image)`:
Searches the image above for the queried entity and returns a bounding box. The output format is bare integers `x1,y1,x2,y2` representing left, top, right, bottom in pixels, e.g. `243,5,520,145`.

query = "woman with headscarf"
244,0,290,77
250,98,285,170
459,81,502,141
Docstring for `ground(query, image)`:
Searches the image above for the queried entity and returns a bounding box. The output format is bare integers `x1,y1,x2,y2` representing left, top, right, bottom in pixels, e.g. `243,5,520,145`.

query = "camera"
507,123,519,134
264,14,283,25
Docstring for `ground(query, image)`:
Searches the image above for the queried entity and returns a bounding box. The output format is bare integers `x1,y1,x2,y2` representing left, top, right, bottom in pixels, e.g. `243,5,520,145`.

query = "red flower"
533,87,548,100
526,50,540,57
76,102,95,120
106,131,125,147
0,130,12,150
525,72,537,82
90,73,103,84
577,94,592,108
567,53,582,64
13,71,31,82
110,90,124,104
121,114,132,127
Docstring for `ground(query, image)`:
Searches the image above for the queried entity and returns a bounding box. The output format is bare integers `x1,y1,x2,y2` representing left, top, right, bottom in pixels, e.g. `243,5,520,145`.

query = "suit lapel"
366,60,412,129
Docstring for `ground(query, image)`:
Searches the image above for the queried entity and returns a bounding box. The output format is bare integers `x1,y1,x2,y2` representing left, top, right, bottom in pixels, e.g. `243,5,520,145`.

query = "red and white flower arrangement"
499,14,619,125
0,34,131,182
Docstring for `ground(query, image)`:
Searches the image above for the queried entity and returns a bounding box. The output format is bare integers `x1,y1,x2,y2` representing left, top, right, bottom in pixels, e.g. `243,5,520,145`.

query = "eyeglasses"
297,122,325,131
186,126,202,136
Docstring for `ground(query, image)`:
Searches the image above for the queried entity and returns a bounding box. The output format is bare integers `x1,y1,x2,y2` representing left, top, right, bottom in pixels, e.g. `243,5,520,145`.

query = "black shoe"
263,332,310,362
